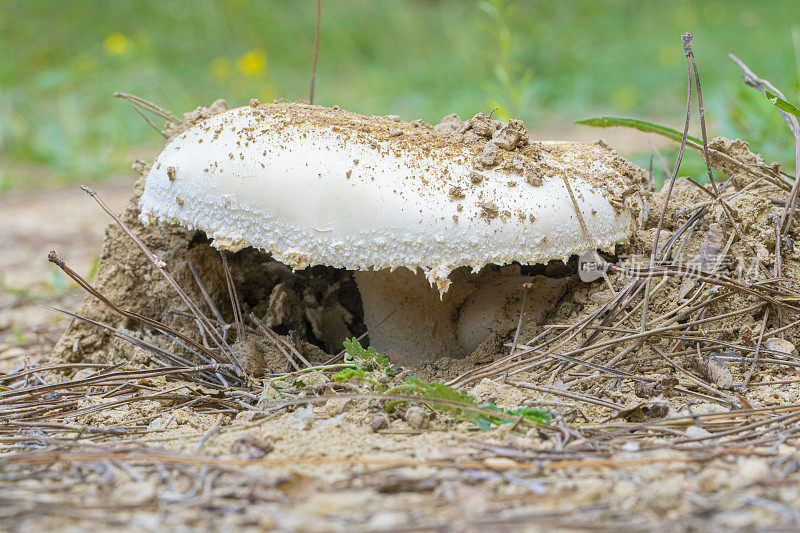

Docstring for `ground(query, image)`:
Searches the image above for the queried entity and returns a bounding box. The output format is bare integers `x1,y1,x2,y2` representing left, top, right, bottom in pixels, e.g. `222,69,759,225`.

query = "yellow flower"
210,57,231,79
103,33,129,56
236,49,266,76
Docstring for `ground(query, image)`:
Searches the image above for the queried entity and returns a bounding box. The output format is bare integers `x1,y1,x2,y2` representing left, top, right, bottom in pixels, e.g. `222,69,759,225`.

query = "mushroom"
139,103,647,365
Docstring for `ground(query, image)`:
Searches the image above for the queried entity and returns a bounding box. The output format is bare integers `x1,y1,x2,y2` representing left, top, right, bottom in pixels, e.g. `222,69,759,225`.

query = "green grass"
1,0,799,192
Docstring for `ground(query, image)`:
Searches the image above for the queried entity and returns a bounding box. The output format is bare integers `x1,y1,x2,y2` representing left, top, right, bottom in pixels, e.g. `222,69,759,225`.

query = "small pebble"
685,425,713,439
370,413,389,432
405,406,430,429
231,434,273,460
765,337,796,355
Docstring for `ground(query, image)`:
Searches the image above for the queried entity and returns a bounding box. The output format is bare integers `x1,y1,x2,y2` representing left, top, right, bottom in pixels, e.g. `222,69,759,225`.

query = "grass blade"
765,89,800,119
575,116,702,144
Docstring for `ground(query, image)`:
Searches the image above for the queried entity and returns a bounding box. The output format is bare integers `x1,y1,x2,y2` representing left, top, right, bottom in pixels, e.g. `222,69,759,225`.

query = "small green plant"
478,403,552,430
342,337,389,367
331,367,367,383
330,337,395,384
385,375,550,430
334,339,550,430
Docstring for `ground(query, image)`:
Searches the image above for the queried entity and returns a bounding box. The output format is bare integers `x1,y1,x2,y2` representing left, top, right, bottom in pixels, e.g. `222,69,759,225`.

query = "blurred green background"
1,0,799,192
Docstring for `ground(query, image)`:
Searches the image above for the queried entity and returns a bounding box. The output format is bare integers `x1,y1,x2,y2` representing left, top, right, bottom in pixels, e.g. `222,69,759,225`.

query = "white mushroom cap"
140,103,646,292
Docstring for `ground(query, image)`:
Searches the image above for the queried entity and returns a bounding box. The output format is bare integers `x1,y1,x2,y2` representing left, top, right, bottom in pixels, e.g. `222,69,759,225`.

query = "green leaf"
507,406,551,424
331,367,366,382
406,377,486,427
474,403,551,429
473,415,494,431
575,116,702,144
343,337,389,367
764,89,800,119
385,376,550,431
333,341,551,431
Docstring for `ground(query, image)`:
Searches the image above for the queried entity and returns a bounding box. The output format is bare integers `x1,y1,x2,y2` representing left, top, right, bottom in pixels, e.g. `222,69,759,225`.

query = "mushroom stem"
353,268,465,365
354,267,571,365
455,274,570,355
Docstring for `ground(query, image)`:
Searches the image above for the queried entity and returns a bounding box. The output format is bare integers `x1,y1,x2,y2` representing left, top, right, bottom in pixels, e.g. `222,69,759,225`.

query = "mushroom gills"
354,266,571,365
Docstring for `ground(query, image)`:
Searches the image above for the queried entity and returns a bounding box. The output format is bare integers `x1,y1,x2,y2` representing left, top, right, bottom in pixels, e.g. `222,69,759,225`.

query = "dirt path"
0,178,131,368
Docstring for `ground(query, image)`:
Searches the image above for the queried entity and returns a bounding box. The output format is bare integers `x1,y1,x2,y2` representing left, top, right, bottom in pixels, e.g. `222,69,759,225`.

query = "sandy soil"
0,180,130,368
